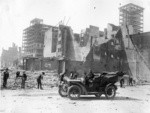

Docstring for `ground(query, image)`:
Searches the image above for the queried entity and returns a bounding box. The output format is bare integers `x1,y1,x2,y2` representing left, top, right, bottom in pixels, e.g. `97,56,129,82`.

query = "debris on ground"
1,70,59,90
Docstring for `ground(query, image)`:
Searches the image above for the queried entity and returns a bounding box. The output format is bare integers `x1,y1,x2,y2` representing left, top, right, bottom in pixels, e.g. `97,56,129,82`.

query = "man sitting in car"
84,69,95,87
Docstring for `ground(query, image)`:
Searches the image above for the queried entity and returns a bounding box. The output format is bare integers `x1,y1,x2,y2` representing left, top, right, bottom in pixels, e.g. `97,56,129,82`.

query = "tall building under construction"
119,3,144,34
22,18,51,58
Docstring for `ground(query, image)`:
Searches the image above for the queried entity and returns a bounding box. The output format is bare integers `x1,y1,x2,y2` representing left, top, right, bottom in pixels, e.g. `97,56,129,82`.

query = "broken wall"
26,58,58,71
63,24,129,74
43,27,57,58
122,25,150,82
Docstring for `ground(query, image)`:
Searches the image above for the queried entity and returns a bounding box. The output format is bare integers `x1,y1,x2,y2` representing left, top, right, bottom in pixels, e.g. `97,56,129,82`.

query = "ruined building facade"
22,18,150,82
43,23,150,82
42,24,122,75
123,29,150,82
44,27,58,58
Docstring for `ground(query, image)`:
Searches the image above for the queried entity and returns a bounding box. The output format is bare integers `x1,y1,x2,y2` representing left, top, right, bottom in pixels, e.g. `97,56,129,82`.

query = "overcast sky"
0,0,150,54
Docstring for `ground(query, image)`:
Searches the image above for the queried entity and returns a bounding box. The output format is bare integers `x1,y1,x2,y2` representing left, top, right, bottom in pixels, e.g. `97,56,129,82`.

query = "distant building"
119,3,144,34
22,18,51,58
1,43,21,68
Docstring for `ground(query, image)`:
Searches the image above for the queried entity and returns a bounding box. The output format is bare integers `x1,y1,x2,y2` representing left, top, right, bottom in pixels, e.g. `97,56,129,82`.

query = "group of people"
15,70,27,88
1,67,136,89
1,68,45,90
120,76,135,88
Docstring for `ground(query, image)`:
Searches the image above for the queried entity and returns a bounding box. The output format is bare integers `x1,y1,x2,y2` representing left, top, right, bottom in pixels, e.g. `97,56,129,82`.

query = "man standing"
3,68,9,88
129,76,133,86
69,71,78,79
21,71,27,89
16,71,20,78
120,78,124,88
14,70,21,86
37,72,45,89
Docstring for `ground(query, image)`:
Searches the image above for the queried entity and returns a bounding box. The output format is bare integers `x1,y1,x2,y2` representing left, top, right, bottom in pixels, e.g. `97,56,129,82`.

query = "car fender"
67,85,81,94
69,83,88,95
105,83,117,90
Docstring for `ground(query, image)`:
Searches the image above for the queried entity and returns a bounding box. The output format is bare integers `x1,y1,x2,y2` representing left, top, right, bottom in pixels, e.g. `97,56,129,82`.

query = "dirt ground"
1,84,150,113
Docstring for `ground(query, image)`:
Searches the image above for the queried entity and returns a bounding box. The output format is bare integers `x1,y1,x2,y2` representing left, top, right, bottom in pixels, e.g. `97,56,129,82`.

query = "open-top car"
58,71,125,100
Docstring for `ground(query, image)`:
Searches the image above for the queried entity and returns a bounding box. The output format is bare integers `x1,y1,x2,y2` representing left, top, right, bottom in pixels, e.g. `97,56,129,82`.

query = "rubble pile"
1,70,59,90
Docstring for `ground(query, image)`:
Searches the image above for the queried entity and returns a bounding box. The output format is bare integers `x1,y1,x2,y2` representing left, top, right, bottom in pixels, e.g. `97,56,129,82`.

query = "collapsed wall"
57,24,150,81
91,27,131,73
64,26,90,75
121,26,150,82
65,24,126,74
69,27,84,61
65,24,125,74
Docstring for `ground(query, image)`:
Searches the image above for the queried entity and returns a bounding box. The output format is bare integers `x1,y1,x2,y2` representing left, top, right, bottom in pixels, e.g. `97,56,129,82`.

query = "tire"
58,86,67,97
105,85,116,99
68,85,81,100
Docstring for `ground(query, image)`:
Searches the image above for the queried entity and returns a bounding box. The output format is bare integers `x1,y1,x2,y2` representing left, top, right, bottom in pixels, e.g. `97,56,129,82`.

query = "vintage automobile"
58,71,125,100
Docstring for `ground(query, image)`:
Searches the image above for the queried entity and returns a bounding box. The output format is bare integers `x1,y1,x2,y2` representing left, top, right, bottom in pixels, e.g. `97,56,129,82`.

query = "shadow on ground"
13,93,141,101
13,92,58,97
78,96,141,101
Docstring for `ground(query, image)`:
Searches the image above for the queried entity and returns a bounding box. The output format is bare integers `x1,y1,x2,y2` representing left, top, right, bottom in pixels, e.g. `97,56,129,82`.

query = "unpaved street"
1,85,150,113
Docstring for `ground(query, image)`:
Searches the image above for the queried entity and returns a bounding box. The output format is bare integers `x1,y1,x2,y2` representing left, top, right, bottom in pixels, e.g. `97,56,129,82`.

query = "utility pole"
90,36,93,71
62,28,67,73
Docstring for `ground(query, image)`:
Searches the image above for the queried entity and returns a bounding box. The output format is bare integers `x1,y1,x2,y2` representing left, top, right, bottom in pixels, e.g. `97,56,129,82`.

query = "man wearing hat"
37,72,45,89
21,71,27,89
3,68,9,88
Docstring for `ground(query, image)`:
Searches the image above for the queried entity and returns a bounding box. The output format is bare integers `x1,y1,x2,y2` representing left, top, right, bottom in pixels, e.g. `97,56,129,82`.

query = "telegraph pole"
90,36,93,71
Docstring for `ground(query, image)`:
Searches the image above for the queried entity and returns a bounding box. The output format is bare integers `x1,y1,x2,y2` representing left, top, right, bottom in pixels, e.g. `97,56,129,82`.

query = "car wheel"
68,85,81,100
105,85,116,99
58,86,67,97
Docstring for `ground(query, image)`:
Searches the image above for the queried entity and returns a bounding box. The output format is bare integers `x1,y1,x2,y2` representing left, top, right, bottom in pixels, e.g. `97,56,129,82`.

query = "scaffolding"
119,3,144,34
22,18,51,58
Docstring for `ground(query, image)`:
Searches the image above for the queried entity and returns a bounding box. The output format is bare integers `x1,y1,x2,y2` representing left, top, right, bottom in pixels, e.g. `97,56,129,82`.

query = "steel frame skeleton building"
22,18,51,58
119,3,144,34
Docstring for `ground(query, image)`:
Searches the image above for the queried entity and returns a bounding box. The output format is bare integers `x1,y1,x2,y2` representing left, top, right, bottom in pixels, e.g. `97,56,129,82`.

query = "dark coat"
3,71,9,80
37,75,43,82
22,74,27,81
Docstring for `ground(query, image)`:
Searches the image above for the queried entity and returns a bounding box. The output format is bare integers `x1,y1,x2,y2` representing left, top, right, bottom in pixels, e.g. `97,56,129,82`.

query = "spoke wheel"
58,86,67,97
68,85,81,100
105,85,116,99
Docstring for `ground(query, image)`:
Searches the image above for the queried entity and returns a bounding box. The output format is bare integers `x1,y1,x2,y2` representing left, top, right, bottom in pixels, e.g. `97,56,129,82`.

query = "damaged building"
22,19,150,82
42,24,122,75
21,3,150,82
22,18,51,58
43,23,150,82
22,18,58,70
